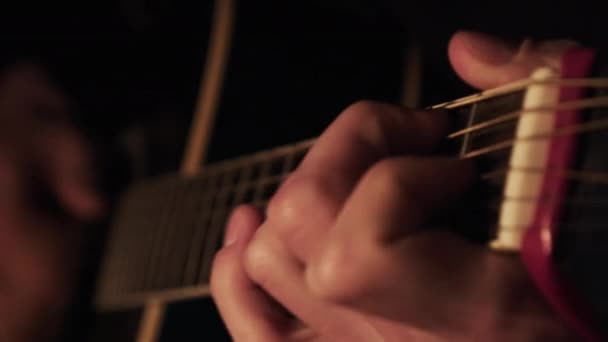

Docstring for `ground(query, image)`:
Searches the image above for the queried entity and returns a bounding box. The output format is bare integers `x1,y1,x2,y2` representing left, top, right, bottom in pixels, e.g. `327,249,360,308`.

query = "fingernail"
223,235,238,247
223,228,238,247
463,32,519,65
223,213,240,247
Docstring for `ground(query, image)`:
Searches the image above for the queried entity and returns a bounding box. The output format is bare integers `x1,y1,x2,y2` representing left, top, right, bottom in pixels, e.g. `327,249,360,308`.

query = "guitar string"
194,95,608,198
430,77,608,110
112,77,608,291
230,92,606,284
179,101,608,192
488,223,608,234
128,157,608,255
156,170,608,255
193,92,608,177
139,161,608,289
462,117,608,159
448,95,608,138
481,168,608,185
184,77,608,176
125,121,608,255
171,160,608,200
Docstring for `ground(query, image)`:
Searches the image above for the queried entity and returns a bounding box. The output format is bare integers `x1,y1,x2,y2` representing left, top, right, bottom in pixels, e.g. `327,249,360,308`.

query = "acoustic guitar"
91,1,608,341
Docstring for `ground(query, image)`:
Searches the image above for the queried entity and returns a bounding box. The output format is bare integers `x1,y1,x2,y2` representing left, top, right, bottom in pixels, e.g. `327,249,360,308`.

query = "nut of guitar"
490,67,560,252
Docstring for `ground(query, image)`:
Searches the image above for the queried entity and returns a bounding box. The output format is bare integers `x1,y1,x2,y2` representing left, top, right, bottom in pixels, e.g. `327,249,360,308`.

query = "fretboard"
97,84,529,309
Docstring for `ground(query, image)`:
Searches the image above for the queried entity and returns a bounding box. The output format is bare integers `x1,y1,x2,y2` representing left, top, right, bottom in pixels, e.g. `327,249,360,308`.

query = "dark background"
1,0,607,340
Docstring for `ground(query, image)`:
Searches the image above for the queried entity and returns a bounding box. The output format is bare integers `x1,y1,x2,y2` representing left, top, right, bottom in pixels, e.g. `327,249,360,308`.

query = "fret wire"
182,171,220,285
198,163,260,284
126,182,155,291
283,147,297,174
198,207,231,283
253,157,272,203
161,183,184,289
142,179,180,290
168,180,196,287
130,182,165,292
113,189,142,293
191,170,224,284
459,102,477,157
184,175,214,285
194,169,229,284
201,138,316,178
233,161,253,205
103,76,608,297
159,181,187,290
191,173,222,284
105,195,133,294
284,141,309,173
251,174,286,188
172,179,208,287
122,187,145,292
104,193,136,294
127,189,153,292
157,179,189,287
151,183,179,289
268,154,286,178
198,169,237,283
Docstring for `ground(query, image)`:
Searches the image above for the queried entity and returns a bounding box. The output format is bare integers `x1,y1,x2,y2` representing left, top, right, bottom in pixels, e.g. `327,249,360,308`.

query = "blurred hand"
211,31,580,341
0,65,102,341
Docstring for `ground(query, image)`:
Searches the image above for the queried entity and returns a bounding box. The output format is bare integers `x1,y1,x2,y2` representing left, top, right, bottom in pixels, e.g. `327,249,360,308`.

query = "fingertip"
448,30,519,89
223,204,262,247
449,31,580,90
447,30,468,69
447,31,479,85
211,206,286,342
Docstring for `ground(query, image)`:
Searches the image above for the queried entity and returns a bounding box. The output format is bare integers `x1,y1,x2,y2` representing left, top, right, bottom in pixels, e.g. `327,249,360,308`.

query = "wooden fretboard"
97,84,529,310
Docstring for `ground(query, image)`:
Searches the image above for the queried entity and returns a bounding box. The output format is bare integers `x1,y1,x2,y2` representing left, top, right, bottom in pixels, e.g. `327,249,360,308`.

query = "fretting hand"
210,32,580,341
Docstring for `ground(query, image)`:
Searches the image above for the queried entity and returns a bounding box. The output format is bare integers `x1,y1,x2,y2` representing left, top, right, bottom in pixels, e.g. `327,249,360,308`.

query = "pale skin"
210,31,581,341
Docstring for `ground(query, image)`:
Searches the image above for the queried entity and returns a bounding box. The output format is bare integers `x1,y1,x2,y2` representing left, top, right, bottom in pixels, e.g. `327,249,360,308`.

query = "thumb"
448,31,579,90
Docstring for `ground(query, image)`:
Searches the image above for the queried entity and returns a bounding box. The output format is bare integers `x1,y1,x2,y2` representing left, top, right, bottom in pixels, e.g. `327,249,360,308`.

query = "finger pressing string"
305,157,474,303
211,205,291,342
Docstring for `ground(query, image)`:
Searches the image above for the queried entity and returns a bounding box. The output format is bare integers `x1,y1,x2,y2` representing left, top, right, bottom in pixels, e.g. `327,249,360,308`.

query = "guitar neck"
96,81,531,310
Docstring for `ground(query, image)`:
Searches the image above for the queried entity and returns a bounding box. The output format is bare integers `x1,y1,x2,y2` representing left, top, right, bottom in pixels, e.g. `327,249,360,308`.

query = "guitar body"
518,48,602,340
526,50,608,340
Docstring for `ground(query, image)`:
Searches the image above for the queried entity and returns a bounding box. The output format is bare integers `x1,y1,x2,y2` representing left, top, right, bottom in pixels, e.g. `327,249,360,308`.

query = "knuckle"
242,233,280,287
343,100,386,117
266,174,333,233
342,101,447,152
341,101,407,154
362,158,407,194
307,240,375,303
342,100,391,131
